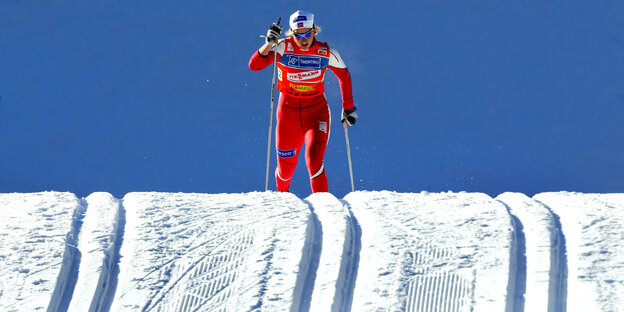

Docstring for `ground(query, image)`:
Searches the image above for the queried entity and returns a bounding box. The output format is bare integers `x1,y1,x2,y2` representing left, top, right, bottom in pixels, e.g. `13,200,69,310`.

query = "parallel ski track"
45,193,571,312
89,197,125,312
298,200,323,312
497,200,527,312
533,199,568,312
47,198,86,312
338,200,361,312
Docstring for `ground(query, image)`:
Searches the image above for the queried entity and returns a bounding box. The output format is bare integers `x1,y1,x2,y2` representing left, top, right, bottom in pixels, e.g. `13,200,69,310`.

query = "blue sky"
1,1,623,198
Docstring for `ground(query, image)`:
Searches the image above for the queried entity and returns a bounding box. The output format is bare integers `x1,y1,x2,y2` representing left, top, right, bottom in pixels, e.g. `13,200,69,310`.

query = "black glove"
266,21,282,46
342,108,358,126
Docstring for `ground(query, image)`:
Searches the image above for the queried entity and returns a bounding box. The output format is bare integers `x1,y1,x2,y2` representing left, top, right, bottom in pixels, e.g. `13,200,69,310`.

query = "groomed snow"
496,192,565,312
2,190,624,311
0,192,83,312
112,192,313,311
68,192,121,312
345,191,514,312
305,192,357,312
534,192,624,312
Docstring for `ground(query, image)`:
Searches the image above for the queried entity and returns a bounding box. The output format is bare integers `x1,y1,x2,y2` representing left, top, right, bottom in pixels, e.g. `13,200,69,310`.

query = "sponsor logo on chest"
287,70,322,82
282,54,324,69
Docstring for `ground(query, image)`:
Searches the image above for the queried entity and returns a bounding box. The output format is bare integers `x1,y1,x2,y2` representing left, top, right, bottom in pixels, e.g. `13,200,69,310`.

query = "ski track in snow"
497,192,567,312
111,192,313,312
534,192,624,312
0,192,83,312
2,191,624,311
344,191,514,312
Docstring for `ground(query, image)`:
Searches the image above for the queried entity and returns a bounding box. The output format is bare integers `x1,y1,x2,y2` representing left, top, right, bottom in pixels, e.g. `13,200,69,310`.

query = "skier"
249,10,358,193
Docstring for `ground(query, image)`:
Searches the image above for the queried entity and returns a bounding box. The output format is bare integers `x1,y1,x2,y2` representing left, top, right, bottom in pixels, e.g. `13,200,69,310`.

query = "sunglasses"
294,29,314,38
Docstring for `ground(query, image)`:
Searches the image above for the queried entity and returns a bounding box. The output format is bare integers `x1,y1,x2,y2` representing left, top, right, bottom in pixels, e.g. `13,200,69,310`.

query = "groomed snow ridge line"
497,193,568,312
90,195,125,312
296,199,322,312
338,199,361,312
47,198,86,312
533,198,568,312
497,199,527,312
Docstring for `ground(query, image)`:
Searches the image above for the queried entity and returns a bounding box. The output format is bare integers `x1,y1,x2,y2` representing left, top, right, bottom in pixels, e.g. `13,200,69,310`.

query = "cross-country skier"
249,10,358,193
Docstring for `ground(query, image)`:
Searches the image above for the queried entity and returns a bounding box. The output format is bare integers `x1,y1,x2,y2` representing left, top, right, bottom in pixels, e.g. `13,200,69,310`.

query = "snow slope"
1,190,623,311
0,192,84,312
112,192,313,311
345,191,514,311
534,192,624,312
496,192,565,312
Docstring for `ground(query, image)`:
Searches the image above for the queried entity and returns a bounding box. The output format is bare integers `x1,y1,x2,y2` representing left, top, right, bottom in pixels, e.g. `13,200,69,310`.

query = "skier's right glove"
342,108,358,126
265,22,282,46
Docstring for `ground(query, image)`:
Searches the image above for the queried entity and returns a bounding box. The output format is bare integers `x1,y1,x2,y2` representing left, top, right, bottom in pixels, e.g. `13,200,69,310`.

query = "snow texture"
69,192,122,312
0,192,83,312
1,190,624,311
112,192,312,311
345,191,513,312
534,192,624,312
496,192,565,312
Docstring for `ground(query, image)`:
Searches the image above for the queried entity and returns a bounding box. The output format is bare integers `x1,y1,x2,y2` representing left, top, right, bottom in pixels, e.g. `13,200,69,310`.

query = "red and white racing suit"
249,37,354,193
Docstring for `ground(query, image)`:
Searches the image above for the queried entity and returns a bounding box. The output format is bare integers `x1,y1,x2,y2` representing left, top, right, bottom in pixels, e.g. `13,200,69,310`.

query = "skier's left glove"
342,108,358,126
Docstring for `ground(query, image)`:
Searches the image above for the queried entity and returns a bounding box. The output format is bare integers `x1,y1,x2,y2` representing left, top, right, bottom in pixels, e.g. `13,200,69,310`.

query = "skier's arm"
249,41,284,71
249,49,274,71
249,21,283,71
258,43,274,57
328,48,354,111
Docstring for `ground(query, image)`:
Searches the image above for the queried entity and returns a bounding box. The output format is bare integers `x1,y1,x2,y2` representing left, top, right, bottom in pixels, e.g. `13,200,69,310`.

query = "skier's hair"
286,25,322,37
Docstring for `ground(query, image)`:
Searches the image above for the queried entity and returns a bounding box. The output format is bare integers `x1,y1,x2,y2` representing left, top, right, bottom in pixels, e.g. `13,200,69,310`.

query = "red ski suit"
249,37,354,193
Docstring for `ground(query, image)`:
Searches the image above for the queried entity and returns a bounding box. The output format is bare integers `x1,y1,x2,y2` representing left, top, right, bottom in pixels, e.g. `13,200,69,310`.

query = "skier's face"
293,28,314,50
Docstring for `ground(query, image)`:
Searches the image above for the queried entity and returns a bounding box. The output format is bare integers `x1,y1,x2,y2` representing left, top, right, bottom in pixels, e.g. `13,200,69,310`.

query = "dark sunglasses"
294,29,313,38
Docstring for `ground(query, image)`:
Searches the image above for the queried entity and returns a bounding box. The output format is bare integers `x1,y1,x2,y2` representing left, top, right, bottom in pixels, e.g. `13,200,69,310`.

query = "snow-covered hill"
1,191,623,311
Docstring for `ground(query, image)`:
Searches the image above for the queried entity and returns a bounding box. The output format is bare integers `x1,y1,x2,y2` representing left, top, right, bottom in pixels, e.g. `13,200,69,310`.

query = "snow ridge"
305,193,361,312
338,199,361,312
497,193,568,312
345,191,513,311
505,209,525,312
496,199,527,312
534,193,624,312
111,192,312,311
47,197,86,312
3,191,624,311
294,201,322,312
536,199,568,312
88,194,125,312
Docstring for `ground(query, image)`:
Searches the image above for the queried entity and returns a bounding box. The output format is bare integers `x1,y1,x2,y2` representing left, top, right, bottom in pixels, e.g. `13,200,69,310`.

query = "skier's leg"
304,100,330,193
275,148,300,192
275,97,305,192
306,137,328,192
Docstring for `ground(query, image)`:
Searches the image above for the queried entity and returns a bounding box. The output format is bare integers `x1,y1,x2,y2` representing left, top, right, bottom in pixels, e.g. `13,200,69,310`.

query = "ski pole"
344,122,355,192
265,17,281,191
